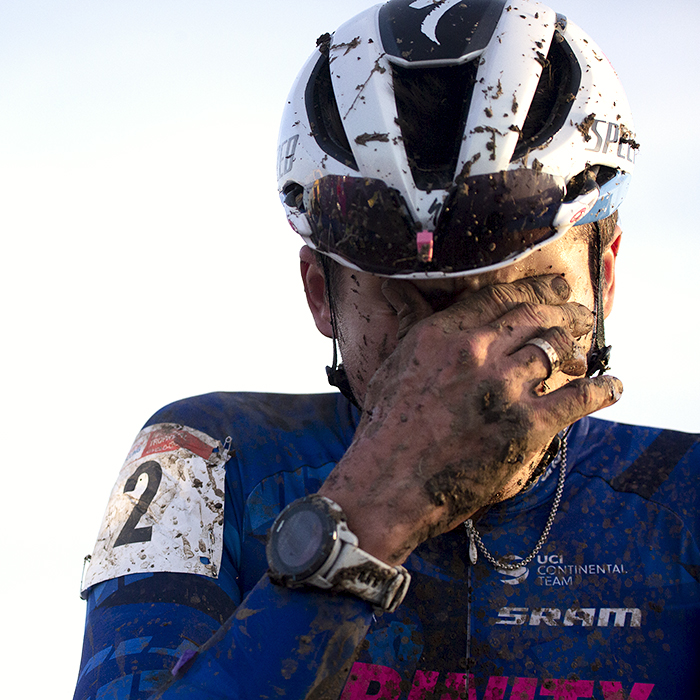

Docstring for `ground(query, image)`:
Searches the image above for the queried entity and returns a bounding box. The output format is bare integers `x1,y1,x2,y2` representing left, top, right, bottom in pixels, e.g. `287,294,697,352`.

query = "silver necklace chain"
464,436,568,571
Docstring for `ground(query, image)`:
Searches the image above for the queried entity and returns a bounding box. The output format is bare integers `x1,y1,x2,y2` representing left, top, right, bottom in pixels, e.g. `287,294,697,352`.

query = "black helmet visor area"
306,172,565,276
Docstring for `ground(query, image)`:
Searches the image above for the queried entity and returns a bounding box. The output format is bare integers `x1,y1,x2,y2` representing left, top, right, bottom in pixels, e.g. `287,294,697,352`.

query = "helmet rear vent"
512,33,581,161
306,52,359,172
392,61,478,192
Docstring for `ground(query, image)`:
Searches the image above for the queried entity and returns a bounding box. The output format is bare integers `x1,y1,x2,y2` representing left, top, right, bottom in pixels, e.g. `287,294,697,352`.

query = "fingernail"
551,276,570,300
561,344,588,376
611,378,623,402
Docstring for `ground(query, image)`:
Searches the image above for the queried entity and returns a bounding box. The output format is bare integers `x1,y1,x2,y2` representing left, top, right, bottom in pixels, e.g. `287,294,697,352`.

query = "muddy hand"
319,275,622,566
382,275,591,380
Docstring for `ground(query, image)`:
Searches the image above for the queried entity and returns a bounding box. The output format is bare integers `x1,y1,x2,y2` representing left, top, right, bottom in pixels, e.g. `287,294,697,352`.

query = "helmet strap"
326,354,359,409
320,255,361,409
586,221,612,377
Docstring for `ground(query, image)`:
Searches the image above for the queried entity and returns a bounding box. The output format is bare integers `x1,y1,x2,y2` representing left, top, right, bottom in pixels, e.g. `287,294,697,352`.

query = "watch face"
277,510,324,568
268,499,339,580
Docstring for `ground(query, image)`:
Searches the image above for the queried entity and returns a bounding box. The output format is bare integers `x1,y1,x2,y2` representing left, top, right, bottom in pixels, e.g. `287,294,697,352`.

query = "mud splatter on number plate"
81,423,231,594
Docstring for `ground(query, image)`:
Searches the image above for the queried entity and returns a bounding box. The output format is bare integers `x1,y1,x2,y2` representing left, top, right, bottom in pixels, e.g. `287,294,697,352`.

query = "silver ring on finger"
524,337,560,379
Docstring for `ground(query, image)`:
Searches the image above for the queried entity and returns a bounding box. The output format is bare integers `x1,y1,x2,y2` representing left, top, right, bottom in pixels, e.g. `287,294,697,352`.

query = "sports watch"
266,495,411,613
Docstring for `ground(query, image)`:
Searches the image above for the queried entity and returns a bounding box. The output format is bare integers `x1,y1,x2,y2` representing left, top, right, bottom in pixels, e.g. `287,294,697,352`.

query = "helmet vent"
306,52,359,171
512,33,581,161
392,61,478,191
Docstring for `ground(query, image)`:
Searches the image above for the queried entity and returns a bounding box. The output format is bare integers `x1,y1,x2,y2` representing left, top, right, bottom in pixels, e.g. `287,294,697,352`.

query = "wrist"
317,478,445,567
266,495,411,612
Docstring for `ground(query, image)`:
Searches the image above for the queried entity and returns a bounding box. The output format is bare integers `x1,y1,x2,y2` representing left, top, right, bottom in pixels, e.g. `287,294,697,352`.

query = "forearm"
75,572,373,699
156,575,373,699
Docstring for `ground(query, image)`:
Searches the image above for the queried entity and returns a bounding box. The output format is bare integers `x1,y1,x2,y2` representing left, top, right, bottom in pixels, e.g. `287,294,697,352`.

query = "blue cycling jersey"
73,392,699,700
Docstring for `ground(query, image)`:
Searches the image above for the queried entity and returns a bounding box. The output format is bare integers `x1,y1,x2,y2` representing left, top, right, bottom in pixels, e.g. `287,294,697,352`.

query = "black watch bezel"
267,496,341,584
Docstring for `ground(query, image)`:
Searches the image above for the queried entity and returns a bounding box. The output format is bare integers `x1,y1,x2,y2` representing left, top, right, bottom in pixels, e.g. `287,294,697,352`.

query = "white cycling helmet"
277,0,638,279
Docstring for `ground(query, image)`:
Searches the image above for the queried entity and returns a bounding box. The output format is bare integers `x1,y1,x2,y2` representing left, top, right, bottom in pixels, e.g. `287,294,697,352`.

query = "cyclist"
74,2,698,698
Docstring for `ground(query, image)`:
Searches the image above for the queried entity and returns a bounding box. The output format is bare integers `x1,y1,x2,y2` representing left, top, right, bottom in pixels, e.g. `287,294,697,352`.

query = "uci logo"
409,0,463,45
496,554,564,585
495,556,529,585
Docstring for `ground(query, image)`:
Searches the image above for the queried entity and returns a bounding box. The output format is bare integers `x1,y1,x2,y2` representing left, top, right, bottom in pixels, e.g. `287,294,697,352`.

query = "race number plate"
81,423,230,594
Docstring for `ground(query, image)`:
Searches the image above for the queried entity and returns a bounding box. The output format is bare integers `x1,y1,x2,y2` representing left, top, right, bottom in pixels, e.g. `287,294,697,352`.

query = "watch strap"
325,540,411,613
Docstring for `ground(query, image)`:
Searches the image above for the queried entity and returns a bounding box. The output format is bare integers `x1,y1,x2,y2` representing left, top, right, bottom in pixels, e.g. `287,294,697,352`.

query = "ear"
602,226,622,318
300,246,334,338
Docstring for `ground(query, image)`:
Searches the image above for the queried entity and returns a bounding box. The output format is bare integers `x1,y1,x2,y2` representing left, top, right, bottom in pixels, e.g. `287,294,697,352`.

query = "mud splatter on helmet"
277,0,638,278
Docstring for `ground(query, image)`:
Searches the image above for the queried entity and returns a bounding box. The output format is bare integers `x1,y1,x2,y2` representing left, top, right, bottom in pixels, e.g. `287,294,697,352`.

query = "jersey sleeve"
154,577,373,699
73,393,373,699
74,570,373,699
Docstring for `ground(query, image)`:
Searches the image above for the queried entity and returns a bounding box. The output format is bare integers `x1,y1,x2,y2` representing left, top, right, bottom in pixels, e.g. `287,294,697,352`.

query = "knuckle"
514,278,550,305
565,303,595,329
516,302,546,326
545,326,572,350
516,275,569,304
459,336,487,367
480,284,517,310
572,379,597,406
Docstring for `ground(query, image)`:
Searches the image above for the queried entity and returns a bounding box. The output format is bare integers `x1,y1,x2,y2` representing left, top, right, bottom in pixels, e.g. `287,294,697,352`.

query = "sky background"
1,1,698,696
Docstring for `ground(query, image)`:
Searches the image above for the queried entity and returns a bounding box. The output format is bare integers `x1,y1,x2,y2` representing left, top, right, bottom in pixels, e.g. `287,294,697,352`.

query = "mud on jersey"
74,392,699,699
